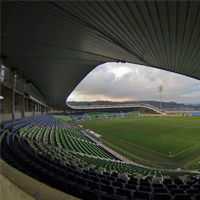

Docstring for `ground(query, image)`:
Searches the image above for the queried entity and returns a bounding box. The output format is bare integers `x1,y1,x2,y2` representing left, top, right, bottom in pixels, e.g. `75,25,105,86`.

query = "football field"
80,116,200,169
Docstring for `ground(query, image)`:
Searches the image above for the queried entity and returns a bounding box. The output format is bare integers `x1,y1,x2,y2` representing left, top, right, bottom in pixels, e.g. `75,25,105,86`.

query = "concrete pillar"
21,79,25,118
11,71,16,120
41,105,43,114
28,100,31,112
32,100,35,116
25,99,28,112
34,102,37,112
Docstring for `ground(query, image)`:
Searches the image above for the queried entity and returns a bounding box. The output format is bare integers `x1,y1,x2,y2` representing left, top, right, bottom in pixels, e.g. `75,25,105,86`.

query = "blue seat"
152,183,164,188
4,119,24,130
193,194,200,200
174,194,191,200
88,180,100,190
0,119,13,128
186,189,200,195
171,189,184,195
116,188,132,198
101,184,116,194
154,188,168,193
193,184,200,190
109,194,128,200
139,186,152,192
166,184,177,190
133,191,150,200
82,189,101,200
153,193,171,200
65,183,83,198
125,184,137,190
112,181,124,188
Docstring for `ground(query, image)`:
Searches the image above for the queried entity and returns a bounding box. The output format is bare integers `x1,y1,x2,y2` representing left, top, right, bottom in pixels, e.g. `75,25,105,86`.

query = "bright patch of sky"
67,62,200,104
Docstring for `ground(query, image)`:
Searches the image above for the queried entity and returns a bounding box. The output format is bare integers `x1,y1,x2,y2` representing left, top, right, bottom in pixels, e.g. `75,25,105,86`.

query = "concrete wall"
25,112,33,118
15,112,22,119
0,111,43,121
34,112,42,116
0,113,12,121
0,175,36,200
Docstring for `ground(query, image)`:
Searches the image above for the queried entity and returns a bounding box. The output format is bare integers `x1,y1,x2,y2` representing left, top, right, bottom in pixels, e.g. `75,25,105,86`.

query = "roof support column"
21,79,25,118
32,100,35,117
39,104,42,114
11,71,16,120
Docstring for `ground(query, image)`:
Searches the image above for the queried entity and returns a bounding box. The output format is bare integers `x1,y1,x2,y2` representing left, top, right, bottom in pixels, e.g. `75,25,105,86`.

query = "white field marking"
105,134,169,157
105,134,200,158
171,142,200,157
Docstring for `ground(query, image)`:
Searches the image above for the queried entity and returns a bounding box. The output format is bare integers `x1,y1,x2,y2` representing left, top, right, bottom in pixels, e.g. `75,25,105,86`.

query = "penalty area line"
170,142,200,158
104,134,169,158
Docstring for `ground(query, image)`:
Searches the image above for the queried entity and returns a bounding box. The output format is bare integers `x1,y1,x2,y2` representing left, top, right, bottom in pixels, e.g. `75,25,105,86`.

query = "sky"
67,62,200,104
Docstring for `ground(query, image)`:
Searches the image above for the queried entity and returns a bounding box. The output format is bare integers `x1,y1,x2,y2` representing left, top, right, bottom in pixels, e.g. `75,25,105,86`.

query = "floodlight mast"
158,85,163,116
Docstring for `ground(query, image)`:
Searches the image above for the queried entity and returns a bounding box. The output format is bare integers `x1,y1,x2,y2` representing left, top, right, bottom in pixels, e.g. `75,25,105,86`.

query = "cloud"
67,62,200,104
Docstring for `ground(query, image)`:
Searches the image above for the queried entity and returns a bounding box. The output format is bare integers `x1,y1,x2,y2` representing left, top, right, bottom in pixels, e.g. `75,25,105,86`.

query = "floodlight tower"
158,85,163,115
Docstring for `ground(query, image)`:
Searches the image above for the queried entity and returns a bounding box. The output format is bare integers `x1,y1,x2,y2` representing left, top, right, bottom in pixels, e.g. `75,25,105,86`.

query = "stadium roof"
1,1,200,109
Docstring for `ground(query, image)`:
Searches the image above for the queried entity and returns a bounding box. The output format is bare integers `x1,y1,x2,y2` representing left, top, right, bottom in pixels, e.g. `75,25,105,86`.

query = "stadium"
1,1,200,200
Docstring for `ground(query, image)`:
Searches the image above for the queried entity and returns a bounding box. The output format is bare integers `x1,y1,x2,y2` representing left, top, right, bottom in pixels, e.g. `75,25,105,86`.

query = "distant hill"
67,101,200,111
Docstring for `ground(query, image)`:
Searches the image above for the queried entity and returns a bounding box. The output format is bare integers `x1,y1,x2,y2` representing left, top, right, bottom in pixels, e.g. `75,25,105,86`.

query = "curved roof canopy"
1,1,200,109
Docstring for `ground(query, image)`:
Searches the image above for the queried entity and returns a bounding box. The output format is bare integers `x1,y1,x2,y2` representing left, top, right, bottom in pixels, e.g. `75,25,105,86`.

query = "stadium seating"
0,114,199,199
71,111,139,121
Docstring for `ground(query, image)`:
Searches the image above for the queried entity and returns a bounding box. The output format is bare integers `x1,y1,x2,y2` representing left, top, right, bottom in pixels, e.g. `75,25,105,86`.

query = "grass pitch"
80,116,200,169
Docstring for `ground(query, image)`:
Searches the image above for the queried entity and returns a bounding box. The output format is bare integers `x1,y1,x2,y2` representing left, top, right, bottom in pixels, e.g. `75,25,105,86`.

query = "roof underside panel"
1,1,200,109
